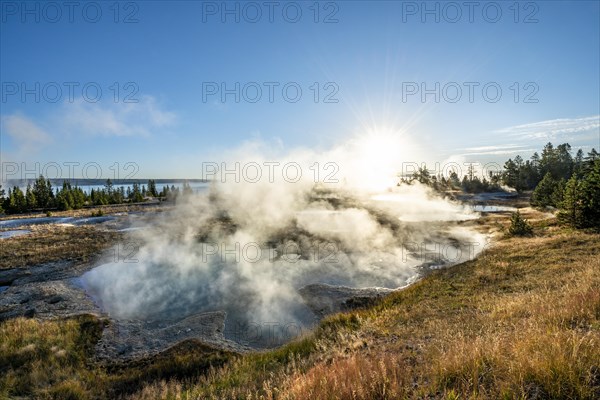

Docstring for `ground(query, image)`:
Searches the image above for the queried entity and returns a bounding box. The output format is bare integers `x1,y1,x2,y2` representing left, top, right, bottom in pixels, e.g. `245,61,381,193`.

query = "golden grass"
425,239,600,399
282,353,410,399
129,210,600,399
0,316,234,399
0,225,122,269
1,205,598,399
0,314,102,399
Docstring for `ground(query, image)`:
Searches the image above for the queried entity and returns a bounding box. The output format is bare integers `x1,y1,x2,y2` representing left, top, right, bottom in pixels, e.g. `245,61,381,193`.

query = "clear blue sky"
1,0,599,179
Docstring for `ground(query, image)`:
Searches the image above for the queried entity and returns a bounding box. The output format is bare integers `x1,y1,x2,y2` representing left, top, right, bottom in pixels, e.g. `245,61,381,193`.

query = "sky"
1,0,599,180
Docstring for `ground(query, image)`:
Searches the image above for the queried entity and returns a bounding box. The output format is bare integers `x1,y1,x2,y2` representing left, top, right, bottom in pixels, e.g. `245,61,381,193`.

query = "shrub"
508,211,533,236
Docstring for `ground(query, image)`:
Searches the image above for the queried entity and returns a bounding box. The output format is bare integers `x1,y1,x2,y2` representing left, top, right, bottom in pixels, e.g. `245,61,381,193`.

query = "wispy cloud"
57,96,176,137
495,116,600,140
1,96,176,157
1,114,52,155
457,144,535,156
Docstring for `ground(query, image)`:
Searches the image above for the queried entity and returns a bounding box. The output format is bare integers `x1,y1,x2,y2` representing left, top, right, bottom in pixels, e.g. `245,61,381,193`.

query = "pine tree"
573,149,585,177
55,191,71,211
509,210,533,236
105,179,114,194
72,187,86,209
8,186,27,213
539,142,556,177
0,184,4,214
582,148,599,174
551,178,566,208
559,159,600,229
90,188,96,204
559,176,583,228
92,188,108,206
531,172,558,207
25,183,37,210
577,159,600,229
130,183,143,203
105,179,117,204
148,179,158,197
449,171,460,188
502,158,522,190
555,143,573,180
28,175,56,209
530,151,541,177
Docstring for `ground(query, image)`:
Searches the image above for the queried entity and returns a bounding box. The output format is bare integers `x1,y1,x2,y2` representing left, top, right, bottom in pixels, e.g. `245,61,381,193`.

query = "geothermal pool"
0,215,116,228
0,213,155,238
0,230,31,239
80,185,489,349
469,205,517,213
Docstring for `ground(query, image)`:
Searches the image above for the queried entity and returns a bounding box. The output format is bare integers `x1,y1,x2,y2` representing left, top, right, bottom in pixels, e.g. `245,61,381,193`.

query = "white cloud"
495,115,600,140
1,114,52,154
1,95,176,152
452,144,535,156
462,144,522,152
448,116,599,160
461,148,537,156
57,96,176,137
1,96,177,164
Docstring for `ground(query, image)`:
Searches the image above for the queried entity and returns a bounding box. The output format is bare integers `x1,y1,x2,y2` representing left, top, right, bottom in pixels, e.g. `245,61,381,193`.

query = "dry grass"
0,316,234,399
282,353,410,399
0,314,103,399
129,209,600,399
0,225,122,269
424,234,600,399
1,204,599,399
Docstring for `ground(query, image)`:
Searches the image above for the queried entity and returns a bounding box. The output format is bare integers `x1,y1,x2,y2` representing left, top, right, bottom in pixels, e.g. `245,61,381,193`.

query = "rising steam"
82,133,487,347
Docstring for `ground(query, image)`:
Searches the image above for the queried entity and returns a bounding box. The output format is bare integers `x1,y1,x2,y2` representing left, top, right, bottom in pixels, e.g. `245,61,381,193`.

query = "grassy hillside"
1,207,599,399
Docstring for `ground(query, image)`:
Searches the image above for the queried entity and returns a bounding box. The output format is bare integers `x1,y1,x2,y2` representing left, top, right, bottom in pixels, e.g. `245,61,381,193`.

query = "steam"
82,134,487,347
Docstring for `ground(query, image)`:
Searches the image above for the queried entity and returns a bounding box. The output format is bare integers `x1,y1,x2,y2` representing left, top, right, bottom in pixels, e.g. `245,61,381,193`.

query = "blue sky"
1,0,599,179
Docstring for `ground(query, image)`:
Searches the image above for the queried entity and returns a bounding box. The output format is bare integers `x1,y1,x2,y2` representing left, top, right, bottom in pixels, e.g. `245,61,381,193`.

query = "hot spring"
81,182,488,348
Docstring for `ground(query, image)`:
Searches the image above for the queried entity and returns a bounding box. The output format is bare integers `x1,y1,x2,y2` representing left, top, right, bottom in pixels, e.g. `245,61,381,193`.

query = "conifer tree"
531,172,559,207
25,183,37,209
509,210,533,236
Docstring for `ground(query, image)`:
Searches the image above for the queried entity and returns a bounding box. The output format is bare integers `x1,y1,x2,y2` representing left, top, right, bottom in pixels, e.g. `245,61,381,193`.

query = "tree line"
506,143,599,229
401,163,504,193
401,142,599,230
0,178,195,214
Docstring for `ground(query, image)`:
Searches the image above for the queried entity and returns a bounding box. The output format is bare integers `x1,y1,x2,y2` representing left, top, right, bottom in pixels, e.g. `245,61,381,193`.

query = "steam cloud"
82,136,488,347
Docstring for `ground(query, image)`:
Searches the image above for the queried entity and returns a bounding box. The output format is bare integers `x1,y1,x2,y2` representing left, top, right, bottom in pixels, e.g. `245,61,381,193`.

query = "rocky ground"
0,207,249,361
298,283,396,317
0,260,249,360
0,253,396,360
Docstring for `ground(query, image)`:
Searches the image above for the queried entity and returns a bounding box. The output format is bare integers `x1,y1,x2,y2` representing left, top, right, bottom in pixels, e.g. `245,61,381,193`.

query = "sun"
342,127,410,192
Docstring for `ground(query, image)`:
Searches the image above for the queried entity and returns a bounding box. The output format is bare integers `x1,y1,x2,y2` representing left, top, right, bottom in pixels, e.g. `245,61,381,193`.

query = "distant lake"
74,181,210,195
3,179,210,195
